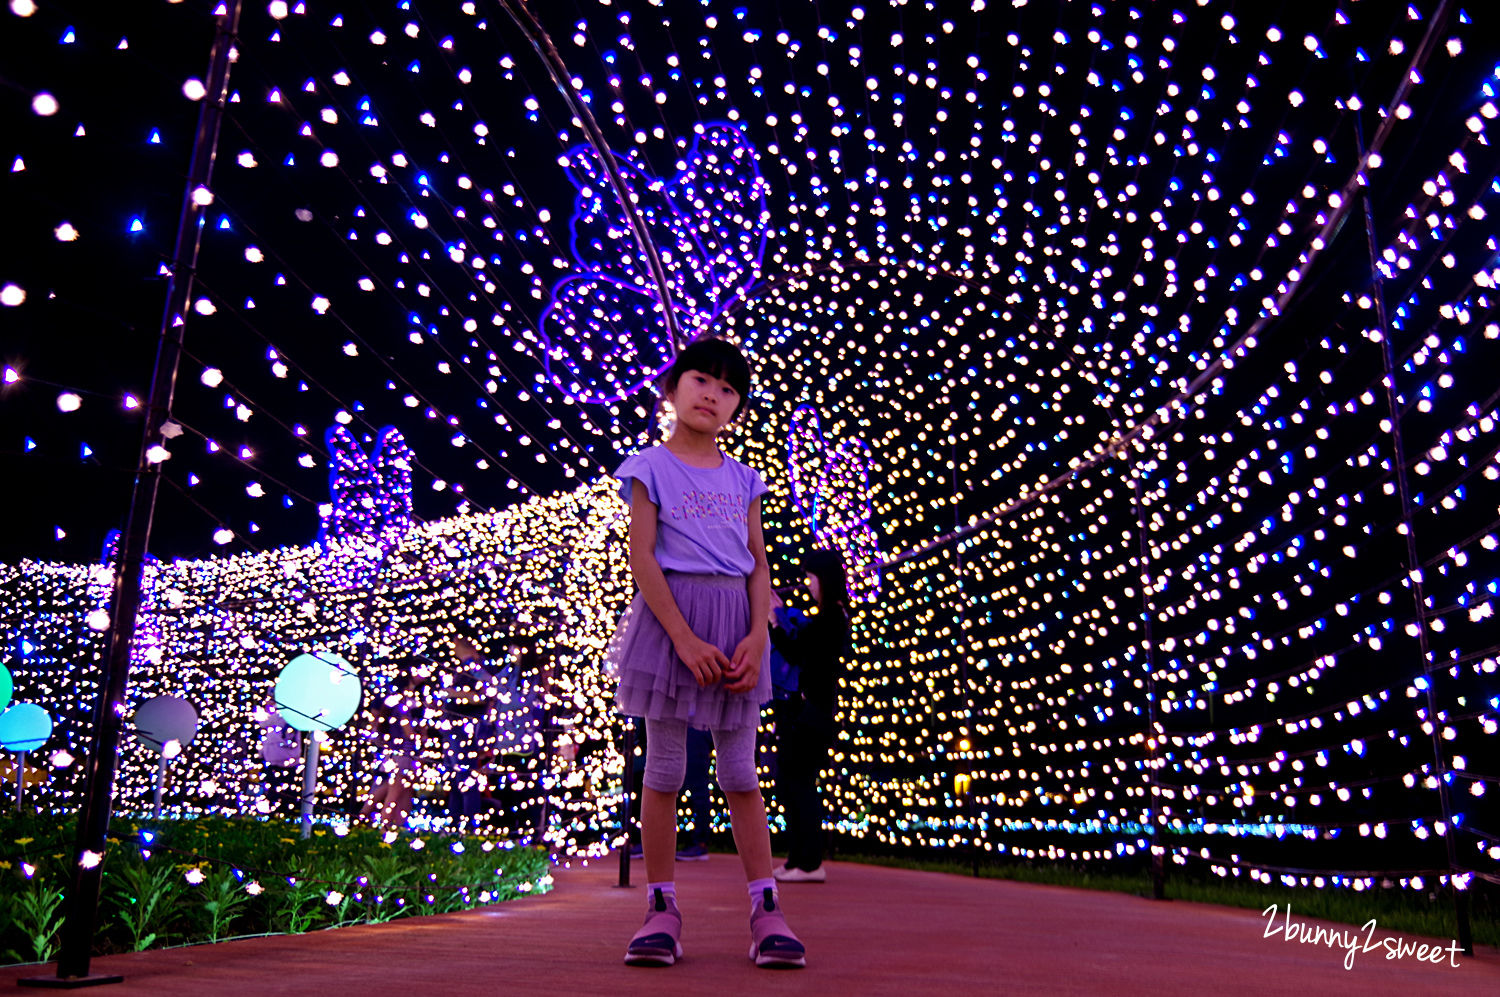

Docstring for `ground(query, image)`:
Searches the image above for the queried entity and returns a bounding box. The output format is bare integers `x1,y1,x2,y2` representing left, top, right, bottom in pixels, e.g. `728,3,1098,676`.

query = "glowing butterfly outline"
540,123,771,404
319,424,414,549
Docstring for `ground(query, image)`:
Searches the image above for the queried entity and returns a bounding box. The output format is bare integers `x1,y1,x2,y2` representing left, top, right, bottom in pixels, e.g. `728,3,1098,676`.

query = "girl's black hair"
802,547,851,622
661,337,753,416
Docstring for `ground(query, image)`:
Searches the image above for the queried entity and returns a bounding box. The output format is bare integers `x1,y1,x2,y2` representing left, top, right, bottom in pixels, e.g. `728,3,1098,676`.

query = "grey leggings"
642,717,759,794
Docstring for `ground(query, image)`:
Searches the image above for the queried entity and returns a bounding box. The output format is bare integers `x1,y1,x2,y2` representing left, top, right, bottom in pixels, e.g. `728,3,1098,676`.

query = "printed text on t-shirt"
669,488,748,526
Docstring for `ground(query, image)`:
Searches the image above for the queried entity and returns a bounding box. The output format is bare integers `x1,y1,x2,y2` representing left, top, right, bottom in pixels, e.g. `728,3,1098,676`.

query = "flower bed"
0,814,551,966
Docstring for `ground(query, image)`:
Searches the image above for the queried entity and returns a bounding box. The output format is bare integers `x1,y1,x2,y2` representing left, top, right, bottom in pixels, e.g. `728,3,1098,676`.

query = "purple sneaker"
675,843,710,862
624,887,683,967
748,887,806,968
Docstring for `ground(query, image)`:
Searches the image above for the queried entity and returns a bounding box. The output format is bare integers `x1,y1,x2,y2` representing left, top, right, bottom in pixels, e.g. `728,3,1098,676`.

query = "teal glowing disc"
0,702,53,753
0,663,11,713
274,652,361,732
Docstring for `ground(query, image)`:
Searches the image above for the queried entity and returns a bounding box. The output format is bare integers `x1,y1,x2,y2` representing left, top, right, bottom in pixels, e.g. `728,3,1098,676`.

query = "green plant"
320,866,360,927
197,869,253,943
435,889,469,914
108,858,184,952
2,881,66,964
0,814,551,966
358,852,414,924
272,878,325,936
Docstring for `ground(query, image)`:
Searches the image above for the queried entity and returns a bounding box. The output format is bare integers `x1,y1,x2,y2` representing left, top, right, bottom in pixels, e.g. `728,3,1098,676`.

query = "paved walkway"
4,856,1497,995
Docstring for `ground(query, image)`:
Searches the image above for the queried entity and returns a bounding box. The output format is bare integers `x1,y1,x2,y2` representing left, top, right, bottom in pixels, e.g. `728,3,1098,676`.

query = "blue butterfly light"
319,425,413,550
540,124,770,404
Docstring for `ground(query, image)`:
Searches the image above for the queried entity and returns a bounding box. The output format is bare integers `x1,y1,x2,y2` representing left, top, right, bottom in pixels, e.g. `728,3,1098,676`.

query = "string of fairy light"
2,479,635,857
1,0,1497,902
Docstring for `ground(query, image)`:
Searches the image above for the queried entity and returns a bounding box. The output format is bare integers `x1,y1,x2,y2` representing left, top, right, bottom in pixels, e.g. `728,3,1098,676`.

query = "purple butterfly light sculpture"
319,425,414,587
787,405,883,602
540,124,770,404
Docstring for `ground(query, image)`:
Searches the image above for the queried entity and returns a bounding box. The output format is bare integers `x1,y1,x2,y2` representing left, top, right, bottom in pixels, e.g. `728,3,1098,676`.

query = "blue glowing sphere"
0,702,53,753
0,663,11,712
274,653,362,732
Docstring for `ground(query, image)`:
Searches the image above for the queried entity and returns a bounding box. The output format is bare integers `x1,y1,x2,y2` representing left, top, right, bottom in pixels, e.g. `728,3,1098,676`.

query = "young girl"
612,337,806,969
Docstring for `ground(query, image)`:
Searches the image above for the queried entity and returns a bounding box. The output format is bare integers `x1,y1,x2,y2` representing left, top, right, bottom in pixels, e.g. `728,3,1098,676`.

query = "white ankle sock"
647,880,677,902
747,877,776,907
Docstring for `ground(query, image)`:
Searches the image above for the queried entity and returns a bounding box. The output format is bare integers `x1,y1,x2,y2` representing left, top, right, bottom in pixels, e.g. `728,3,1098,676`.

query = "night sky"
2,1,1491,567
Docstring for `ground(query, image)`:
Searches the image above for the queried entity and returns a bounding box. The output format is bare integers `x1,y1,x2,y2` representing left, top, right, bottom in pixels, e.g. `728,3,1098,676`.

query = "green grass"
0,814,549,967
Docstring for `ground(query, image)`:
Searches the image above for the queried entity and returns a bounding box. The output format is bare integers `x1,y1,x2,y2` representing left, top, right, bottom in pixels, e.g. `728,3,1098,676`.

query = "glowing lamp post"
0,702,53,812
132,696,200,819
274,652,361,838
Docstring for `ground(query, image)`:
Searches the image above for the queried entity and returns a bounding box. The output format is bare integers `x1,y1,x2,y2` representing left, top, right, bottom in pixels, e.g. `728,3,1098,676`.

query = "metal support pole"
14,752,25,813
27,3,243,987
1354,126,1471,956
151,753,167,821
615,719,636,888
300,736,320,839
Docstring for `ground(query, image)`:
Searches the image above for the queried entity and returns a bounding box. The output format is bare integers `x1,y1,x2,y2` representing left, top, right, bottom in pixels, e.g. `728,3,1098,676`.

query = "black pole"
25,3,243,987
616,718,636,888
1352,127,1472,956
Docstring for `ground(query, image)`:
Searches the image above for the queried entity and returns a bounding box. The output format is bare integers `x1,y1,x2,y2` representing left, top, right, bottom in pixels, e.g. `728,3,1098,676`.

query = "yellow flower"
14,837,34,845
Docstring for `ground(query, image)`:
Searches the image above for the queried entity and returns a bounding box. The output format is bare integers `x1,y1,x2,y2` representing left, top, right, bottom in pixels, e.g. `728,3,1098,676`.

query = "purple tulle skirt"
612,572,770,731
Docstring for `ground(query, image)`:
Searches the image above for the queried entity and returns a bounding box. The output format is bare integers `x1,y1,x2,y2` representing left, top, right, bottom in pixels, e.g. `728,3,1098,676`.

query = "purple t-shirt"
616,445,770,577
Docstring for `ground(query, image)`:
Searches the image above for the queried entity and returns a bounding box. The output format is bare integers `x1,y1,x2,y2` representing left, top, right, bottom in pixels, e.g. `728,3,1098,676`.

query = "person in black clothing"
769,549,851,882
675,728,716,860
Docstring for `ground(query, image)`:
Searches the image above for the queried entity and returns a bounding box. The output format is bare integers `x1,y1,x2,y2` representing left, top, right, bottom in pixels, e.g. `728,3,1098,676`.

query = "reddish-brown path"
5,856,1497,995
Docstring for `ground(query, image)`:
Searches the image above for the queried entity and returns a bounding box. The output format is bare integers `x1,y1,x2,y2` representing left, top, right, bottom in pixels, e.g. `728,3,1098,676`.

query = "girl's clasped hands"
673,631,763,693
